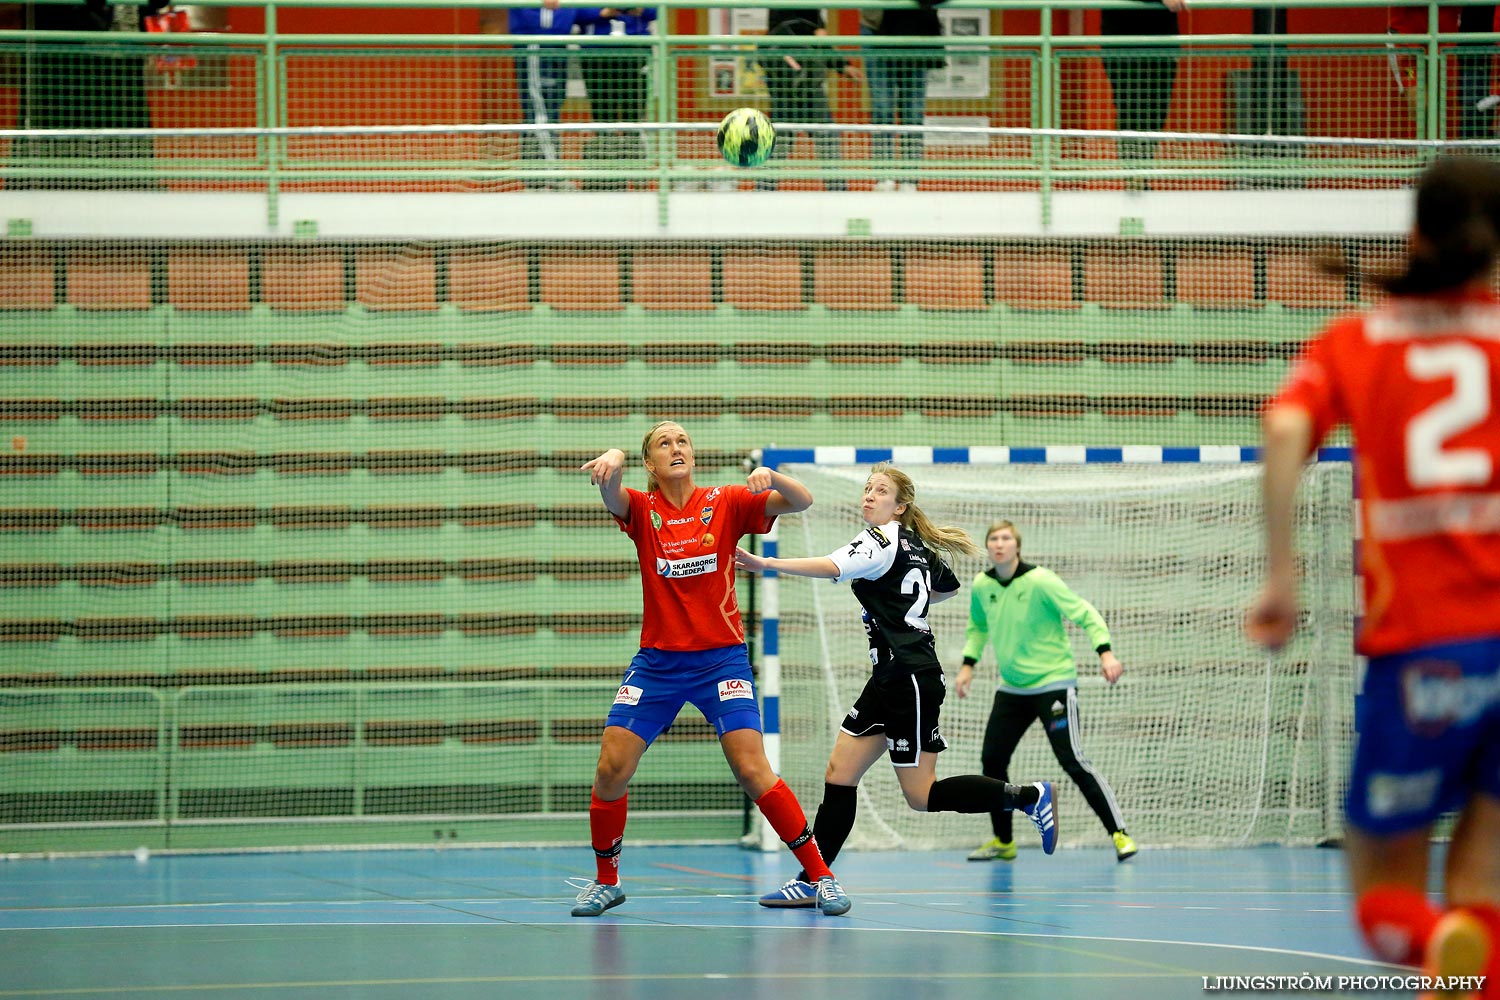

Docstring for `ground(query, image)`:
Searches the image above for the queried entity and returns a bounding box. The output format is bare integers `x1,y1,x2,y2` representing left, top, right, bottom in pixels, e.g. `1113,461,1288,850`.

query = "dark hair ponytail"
1385,156,1500,295
1325,156,1500,296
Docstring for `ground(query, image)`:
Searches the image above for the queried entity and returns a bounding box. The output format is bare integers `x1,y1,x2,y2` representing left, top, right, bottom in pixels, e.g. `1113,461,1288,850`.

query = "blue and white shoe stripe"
758,877,817,908
1025,781,1059,856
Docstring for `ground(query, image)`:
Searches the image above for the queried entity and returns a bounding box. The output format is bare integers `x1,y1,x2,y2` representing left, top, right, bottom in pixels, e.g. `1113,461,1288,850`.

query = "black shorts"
840,670,948,767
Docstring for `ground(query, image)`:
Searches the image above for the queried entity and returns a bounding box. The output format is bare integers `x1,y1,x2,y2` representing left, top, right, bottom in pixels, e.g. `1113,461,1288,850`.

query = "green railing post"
264,3,280,229
656,32,671,230
1039,9,1054,231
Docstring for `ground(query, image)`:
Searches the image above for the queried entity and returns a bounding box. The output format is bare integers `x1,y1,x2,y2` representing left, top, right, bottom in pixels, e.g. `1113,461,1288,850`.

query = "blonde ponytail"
869,462,981,561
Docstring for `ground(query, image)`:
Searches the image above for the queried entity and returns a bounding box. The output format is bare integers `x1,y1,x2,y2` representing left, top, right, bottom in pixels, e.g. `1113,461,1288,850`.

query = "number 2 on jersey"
901,567,931,631
1405,342,1494,488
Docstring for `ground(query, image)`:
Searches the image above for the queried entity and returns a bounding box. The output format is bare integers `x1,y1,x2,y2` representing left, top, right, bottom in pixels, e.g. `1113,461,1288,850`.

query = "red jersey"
1271,290,1500,656
616,484,775,651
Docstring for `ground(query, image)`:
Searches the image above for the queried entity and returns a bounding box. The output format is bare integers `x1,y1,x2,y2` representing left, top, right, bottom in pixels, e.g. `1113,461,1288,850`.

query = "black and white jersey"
827,520,961,677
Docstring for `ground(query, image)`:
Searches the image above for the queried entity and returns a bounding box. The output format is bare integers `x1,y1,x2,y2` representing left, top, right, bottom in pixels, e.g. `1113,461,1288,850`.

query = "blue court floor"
0,844,1412,1000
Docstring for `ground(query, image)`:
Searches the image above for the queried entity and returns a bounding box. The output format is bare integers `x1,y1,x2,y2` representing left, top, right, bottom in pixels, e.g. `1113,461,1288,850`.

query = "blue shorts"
1346,635,1500,836
604,645,764,746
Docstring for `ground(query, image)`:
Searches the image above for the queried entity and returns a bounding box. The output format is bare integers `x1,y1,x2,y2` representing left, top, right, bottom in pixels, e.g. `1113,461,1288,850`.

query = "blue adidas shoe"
1023,781,1058,855
759,877,817,908
816,876,851,917
568,878,626,917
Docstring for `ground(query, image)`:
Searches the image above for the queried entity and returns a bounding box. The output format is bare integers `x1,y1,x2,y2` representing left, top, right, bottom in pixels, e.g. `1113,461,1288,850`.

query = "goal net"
764,451,1356,851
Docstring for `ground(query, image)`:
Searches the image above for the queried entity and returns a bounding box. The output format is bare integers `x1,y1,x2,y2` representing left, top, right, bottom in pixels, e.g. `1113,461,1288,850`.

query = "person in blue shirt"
576,6,657,185
510,0,586,178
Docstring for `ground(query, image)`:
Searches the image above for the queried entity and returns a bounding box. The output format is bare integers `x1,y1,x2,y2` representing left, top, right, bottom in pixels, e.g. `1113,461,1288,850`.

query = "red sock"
589,791,627,886
755,779,832,882
1355,885,1440,966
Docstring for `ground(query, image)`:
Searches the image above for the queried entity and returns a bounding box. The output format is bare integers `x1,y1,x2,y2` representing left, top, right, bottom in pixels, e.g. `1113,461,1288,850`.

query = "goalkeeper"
955,520,1136,862
736,463,1059,909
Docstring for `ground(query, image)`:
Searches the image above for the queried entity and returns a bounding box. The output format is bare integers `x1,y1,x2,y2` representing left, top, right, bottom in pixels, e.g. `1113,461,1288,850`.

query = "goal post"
753,445,1356,853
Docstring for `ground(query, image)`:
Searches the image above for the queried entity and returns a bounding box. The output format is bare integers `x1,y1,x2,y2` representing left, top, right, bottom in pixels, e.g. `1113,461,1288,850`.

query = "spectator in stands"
570,421,850,918
955,520,1136,863
576,5,656,187
737,464,1058,910
1388,5,1497,139
1247,155,1500,987
756,8,859,191
510,0,586,183
6,0,167,188
1101,0,1186,165
862,2,943,188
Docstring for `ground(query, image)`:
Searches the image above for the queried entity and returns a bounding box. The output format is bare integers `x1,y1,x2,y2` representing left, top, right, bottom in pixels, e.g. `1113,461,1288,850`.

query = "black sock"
797,782,857,882
928,774,1030,814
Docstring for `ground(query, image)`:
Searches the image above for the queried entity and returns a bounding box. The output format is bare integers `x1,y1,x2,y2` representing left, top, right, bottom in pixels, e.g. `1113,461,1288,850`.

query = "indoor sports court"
3,0,1495,997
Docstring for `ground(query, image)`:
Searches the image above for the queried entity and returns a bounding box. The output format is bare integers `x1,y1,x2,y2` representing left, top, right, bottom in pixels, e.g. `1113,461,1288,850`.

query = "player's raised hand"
581,448,625,486
745,466,775,494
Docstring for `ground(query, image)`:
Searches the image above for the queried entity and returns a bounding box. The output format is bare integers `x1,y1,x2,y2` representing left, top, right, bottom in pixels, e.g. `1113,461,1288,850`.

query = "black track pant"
980,687,1127,842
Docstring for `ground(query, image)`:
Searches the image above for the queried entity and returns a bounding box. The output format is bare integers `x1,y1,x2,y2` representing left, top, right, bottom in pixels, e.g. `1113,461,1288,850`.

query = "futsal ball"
717,108,775,168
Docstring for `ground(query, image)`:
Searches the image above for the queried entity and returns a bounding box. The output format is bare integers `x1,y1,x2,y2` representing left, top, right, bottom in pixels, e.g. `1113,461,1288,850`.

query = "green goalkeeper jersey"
962,562,1112,694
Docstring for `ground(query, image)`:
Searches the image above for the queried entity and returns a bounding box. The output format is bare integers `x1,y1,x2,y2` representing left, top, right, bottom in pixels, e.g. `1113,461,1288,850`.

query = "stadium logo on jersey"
866,526,890,548
666,516,696,525
717,678,754,701
700,506,714,525
655,553,717,578
613,684,643,706
650,511,662,531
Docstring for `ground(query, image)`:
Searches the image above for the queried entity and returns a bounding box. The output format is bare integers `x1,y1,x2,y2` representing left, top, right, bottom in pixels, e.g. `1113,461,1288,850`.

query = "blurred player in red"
569,421,850,917
1247,156,1500,997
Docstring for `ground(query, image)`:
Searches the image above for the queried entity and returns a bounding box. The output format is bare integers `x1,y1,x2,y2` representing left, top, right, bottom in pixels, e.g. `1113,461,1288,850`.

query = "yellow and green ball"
716,108,776,168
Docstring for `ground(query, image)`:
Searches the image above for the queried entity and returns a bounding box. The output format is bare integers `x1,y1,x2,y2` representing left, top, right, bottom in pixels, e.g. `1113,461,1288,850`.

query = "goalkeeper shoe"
568,878,626,917
968,837,1017,862
759,877,817,908
1113,831,1138,862
1022,781,1058,855
816,876,852,917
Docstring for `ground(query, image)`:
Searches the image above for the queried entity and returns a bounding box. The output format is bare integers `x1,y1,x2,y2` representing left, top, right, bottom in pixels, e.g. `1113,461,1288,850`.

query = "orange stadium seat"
813,246,897,310
993,247,1076,309
539,249,623,311
0,247,56,309
168,249,252,311
633,248,714,311
68,248,152,310
1084,245,1168,309
1175,246,1259,308
906,246,988,310
448,247,530,312
355,248,439,311
1266,247,1348,309
262,248,346,311
722,247,804,310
